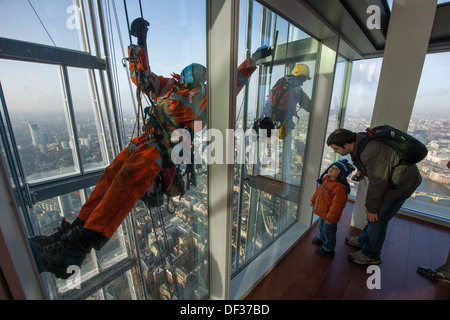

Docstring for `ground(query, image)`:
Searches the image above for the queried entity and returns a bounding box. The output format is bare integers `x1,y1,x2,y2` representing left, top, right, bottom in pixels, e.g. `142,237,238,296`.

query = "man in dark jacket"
326,128,422,265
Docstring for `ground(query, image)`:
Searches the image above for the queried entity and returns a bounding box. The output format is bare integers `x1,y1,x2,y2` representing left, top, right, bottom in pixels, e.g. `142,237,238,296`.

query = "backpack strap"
354,134,371,171
358,135,371,154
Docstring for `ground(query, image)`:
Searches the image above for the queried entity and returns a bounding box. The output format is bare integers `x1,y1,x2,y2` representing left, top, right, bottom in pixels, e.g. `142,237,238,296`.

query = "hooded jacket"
351,133,422,214
311,175,348,224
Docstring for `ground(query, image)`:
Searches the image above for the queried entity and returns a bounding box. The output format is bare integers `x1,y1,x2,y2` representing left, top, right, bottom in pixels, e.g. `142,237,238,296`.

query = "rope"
147,205,174,299
111,0,137,115
105,0,126,141
27,0,56,46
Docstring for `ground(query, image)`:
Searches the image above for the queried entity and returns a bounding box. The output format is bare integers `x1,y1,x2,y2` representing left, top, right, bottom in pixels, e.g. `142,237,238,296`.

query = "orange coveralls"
77,56,257,239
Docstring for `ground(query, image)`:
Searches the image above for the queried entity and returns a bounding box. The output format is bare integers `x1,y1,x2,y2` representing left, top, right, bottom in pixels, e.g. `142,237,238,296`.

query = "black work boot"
30,217,86,248
30,218,72,248
41,227,91,279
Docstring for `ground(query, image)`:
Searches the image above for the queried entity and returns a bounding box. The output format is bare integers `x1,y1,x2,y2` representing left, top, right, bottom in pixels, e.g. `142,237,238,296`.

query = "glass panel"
120,0,209,300
0,59,79,182
67,67,109,171
344,58,381,133
32,187,134,299
331,53,449,221
33,190,98,296
320,57,349,176
232,0,319,274
101,270,135,300
1,0,208,300
0,82,33,231
131,195,209,300
0,0,87,51
343,58,382,197
404,52,450,221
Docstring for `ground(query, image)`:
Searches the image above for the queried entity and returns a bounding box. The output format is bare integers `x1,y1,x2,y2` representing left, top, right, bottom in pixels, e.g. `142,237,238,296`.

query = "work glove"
131,17,150,47
251,45,272,62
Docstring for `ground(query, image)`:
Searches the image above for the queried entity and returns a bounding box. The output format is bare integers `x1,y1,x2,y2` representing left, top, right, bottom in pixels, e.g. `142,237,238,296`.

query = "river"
403,177,450,220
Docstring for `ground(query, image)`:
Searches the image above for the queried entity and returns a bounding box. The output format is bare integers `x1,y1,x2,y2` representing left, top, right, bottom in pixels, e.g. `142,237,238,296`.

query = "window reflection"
232,0,319,274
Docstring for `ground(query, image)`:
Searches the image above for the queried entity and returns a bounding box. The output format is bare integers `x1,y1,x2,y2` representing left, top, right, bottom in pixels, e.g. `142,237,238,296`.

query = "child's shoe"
315,247,335,258
311,236,324,246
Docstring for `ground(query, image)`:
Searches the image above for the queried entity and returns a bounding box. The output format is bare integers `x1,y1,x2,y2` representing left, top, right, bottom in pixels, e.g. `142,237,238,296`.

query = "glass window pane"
2,0,209,300
67,67,109,171
404,52,450,221
233,0,319,273
122,0,209,300
32,190,98,295
101,271,135,300
0,0,88,51
131,193,209,300
320,57,349,186
343,58,382,197
344,58,382,133
0,60,79,182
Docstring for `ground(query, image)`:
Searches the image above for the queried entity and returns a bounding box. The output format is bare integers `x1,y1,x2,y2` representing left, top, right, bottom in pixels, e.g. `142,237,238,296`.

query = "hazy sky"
346,52,450,116
0,0,207,115
0,0,448,117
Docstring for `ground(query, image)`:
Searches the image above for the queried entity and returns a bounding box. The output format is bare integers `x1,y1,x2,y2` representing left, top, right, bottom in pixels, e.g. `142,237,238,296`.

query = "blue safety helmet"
180,63,206,85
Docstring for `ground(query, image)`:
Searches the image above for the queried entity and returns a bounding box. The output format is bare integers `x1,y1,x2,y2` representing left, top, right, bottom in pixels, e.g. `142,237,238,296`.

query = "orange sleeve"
236,58,257,94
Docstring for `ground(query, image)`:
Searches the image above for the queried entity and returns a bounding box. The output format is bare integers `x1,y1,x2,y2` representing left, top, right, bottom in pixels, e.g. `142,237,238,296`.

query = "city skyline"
13,104,449,209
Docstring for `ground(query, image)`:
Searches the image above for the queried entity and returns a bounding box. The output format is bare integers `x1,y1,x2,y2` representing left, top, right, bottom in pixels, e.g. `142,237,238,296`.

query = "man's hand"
366,210,378,222
352,171,364,182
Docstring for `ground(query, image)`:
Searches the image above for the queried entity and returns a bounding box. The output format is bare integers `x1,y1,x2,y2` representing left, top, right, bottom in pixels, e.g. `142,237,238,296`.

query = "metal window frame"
0,37,106,70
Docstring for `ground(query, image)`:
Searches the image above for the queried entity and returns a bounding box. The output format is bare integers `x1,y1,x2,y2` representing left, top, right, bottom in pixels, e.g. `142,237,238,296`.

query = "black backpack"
358,125,428,165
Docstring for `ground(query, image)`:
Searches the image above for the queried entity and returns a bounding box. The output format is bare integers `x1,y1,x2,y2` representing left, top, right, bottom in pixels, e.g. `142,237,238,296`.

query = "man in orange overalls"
29,17,271,279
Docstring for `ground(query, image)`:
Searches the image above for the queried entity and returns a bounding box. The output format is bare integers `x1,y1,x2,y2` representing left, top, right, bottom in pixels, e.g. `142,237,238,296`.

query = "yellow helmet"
291,64,311,79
